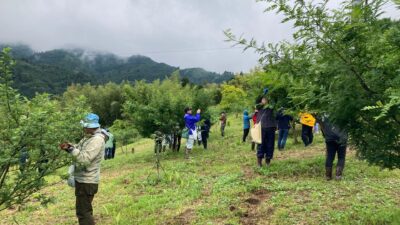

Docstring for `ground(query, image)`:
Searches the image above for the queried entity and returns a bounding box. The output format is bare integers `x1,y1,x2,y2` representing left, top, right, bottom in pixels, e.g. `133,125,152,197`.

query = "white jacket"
71,129,106,184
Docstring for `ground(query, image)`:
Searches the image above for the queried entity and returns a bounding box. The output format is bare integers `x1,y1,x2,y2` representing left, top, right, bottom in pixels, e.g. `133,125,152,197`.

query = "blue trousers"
257,127,276,159
278,129,289,149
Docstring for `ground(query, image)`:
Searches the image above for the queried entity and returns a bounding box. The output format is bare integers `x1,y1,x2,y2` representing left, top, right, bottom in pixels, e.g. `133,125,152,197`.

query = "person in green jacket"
104,130,115,160
60,113,107,225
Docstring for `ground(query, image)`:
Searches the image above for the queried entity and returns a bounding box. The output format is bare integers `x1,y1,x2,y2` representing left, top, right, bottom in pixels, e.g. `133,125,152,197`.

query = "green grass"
1,116,399,224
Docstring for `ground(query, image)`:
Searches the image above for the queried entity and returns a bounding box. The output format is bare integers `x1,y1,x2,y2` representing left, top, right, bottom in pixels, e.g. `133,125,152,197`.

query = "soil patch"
239,189,272,225
167,209,195,225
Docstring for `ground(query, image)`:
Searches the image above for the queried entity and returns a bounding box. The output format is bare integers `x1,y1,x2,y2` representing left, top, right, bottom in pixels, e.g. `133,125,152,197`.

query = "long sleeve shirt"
316,116,348,145
71,128,106,184
256,106,277,128
105,132,114,149
184,113,200,135
243,114,252,129
276,112,293,130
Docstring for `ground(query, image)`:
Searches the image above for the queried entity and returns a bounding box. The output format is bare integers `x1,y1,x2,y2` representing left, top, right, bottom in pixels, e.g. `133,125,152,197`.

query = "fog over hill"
1,44,234,97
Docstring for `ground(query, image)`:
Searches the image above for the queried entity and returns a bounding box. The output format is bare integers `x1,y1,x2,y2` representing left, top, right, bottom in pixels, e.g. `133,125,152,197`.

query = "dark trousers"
201,133,208,149
221,124,226,137
251,142,256,150
278,129,289,149
243,128,250,142
325,141,346,168
172,134,181,152
75,181,98,225
104,148,112,160
257,127,276,159
111,147,115,158
301,125,313,146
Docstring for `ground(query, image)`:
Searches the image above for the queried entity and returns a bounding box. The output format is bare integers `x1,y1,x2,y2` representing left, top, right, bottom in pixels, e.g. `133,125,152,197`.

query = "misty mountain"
1,44,234,97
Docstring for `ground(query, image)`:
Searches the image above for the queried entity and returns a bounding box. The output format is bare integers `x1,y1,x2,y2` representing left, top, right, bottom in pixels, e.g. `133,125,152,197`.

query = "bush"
0,48,88,210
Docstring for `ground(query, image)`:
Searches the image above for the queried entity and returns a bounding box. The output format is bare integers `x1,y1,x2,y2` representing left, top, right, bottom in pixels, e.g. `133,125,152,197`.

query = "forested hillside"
1,44,234,97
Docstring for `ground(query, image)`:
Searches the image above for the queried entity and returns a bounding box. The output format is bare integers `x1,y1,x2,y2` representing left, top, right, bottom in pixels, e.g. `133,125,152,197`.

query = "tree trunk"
292,121,299,145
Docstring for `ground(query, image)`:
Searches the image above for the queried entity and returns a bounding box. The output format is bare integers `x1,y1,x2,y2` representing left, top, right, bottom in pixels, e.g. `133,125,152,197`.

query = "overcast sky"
0,0,398,73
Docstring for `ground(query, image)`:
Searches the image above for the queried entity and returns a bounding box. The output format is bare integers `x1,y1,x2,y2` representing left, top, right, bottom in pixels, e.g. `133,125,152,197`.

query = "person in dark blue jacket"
242,110,252,142
276,108,293,150
184,107,201,159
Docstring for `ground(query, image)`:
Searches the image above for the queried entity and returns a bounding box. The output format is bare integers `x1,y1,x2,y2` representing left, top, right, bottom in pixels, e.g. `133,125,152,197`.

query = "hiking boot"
185,148,190,159
257,158,263,167
336,167,343,181
265,158,271,167
325,167,333,180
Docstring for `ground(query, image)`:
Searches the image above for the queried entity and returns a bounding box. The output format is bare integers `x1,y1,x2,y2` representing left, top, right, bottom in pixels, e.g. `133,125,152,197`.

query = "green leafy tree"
225,0,400,168
110,119,140,153
220,84,247,113
122,73,213,137
63,82,124,127
0,48,88,210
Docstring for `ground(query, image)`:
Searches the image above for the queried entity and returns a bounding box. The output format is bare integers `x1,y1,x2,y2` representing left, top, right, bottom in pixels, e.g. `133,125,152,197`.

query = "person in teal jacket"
243,110,252,142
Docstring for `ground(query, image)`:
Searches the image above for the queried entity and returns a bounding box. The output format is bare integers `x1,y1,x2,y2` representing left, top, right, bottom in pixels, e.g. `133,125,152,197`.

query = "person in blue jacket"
242,110,252,142
276,108,293,150
184,107,201,159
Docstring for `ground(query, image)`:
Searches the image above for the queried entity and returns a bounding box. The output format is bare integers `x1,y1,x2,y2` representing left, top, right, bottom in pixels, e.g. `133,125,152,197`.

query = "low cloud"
0,0,397,73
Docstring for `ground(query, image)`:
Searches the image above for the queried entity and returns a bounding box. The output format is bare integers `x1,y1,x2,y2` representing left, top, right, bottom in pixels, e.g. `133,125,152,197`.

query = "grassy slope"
1,116,400,225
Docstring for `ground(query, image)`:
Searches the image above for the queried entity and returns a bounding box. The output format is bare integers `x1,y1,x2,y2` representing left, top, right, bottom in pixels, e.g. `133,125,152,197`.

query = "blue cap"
80,113,100,128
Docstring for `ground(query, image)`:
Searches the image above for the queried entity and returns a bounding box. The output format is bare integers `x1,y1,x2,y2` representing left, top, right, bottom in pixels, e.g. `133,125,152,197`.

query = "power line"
54,46,244,57
136,46,244,55
381,2,397,10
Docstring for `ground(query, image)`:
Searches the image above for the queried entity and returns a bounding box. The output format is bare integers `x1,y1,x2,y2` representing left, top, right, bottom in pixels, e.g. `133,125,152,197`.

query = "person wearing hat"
184,107,201,159
60,113,107,225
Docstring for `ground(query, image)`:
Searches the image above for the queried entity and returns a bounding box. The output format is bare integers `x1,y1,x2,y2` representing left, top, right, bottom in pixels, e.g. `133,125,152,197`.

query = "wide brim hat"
80,113,101,128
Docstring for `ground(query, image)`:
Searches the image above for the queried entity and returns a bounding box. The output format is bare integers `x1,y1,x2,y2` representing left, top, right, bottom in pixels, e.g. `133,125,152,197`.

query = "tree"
0,48,88,210
225,0,400,168
63,82,125,127
110,119,140,153
122,74,214,137
220,84,247,113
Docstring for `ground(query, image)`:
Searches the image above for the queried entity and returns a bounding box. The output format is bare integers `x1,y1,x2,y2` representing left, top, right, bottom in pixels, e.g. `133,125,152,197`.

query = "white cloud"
0,0,398,73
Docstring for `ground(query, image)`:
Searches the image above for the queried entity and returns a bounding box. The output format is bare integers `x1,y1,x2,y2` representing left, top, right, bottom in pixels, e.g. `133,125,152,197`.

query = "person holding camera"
60,113,107,225
184,107,201,159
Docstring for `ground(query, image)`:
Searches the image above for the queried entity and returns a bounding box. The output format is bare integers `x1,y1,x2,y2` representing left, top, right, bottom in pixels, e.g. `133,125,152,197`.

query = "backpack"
182,128,189,139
